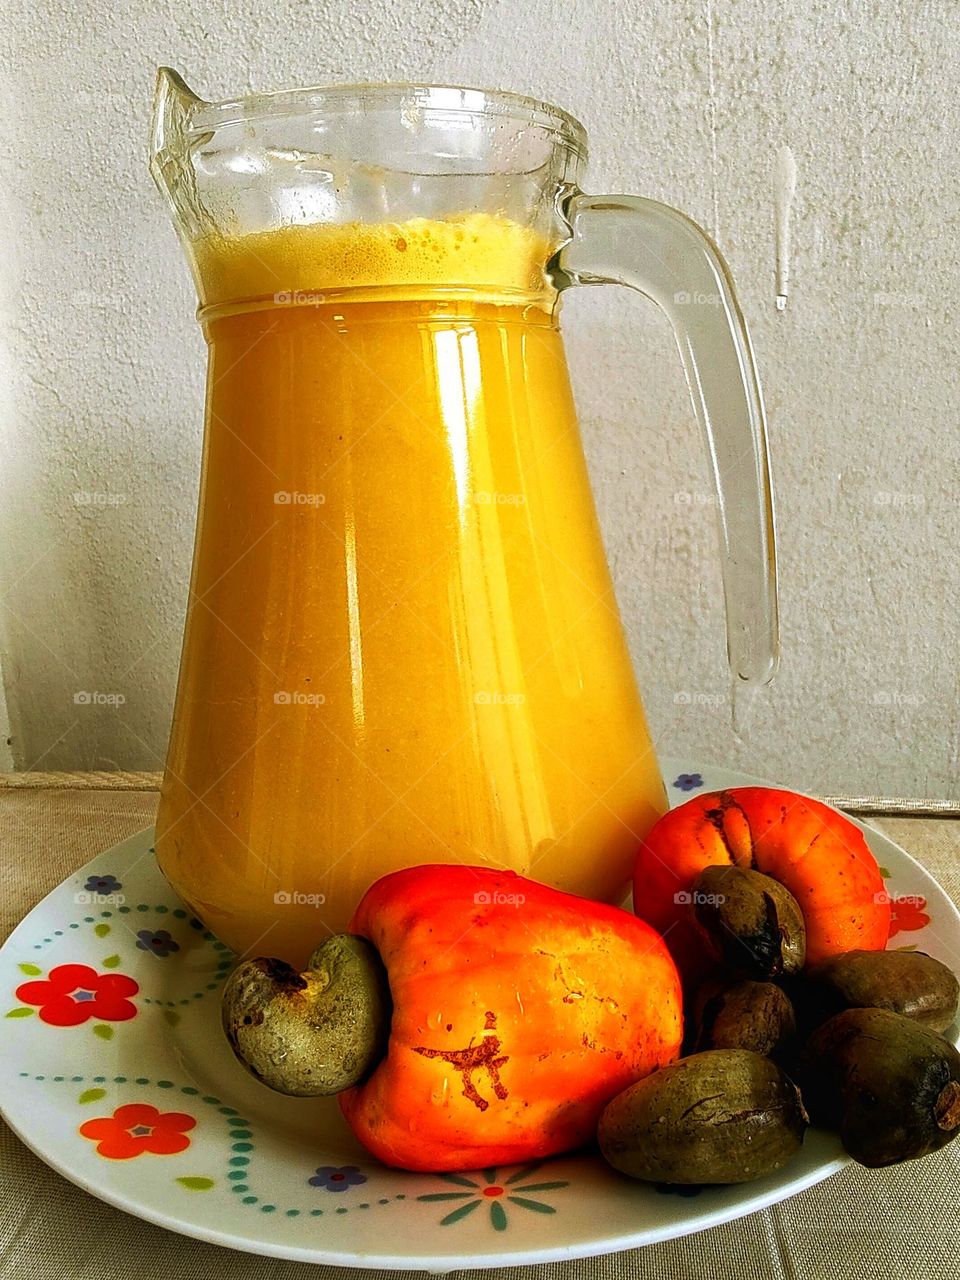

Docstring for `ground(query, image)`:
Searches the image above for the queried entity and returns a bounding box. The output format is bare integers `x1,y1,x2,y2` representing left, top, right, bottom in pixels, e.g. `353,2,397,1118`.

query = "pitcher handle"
552,191,779,687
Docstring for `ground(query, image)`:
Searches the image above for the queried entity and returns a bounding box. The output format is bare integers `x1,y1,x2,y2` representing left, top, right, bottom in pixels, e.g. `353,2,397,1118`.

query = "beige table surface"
1,777,958,1280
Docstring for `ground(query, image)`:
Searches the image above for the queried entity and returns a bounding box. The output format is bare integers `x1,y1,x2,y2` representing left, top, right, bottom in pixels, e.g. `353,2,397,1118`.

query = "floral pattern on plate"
417,1165,571,1231
13,963,139,1026
80,1103,197,1159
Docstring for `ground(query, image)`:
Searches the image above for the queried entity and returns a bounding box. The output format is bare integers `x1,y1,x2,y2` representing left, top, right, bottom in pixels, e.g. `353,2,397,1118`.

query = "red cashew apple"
340,865,683,1171
633,787,890,981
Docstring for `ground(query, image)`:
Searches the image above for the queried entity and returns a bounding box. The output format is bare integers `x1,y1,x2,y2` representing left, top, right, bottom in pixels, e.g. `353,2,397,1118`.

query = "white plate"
1,759,957,1271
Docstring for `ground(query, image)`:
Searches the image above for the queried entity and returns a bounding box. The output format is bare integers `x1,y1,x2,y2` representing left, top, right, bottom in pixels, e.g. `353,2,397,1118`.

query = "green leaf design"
439,1200,481,1227
18,963,42,976
895,943,918,952
78,1088,107,1104
878,865,892,879
5,1007,34,1018
163,1010,181,1026
489,1201,508,1231
94,924,111,937
101,955,121,968
176,1177,215,1191
507,1196,556,1214
92,1023,114,1040
418,1192,473,1202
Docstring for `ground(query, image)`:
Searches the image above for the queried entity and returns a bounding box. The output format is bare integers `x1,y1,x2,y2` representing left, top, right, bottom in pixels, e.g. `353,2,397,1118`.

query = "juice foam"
192,214,554,306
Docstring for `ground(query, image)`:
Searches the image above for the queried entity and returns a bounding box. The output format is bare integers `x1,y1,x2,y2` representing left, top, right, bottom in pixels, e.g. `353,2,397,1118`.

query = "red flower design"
15,963,139,1026
79,1103,196,1159
888,895,930,939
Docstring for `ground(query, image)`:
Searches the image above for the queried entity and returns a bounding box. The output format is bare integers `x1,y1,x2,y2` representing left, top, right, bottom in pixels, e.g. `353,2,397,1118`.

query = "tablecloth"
1,781,957,1280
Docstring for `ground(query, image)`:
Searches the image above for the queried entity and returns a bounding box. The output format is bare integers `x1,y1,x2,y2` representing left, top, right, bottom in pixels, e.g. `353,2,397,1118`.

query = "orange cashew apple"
340,864,683,1171
633,787,890,982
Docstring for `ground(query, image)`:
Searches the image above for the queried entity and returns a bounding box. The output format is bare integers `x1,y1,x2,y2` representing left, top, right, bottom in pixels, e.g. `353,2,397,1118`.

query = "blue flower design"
308,1165,367,1192
135,929,180,957
672,773,704,792
84,874,122,894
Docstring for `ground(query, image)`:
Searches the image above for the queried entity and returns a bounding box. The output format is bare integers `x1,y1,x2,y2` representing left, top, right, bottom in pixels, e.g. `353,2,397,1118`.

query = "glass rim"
183,77,589,159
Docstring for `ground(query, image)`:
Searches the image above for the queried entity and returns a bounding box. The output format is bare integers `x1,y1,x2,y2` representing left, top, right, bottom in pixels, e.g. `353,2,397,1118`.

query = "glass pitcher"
150,69,778,963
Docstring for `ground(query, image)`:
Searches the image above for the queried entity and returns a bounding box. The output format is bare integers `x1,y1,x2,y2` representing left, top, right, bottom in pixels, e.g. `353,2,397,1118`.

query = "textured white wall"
1,0,957,798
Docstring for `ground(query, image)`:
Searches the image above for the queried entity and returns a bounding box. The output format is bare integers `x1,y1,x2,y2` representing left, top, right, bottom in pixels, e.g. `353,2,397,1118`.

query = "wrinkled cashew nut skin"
221,935,392,1096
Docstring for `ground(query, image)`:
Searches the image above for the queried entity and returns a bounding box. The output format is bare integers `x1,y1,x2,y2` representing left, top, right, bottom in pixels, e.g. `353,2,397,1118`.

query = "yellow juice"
155,215,667,961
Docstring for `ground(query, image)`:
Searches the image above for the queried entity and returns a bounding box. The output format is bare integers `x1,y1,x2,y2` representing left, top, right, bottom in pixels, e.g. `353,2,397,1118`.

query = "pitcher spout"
150,67,204,171
150,67,209,242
